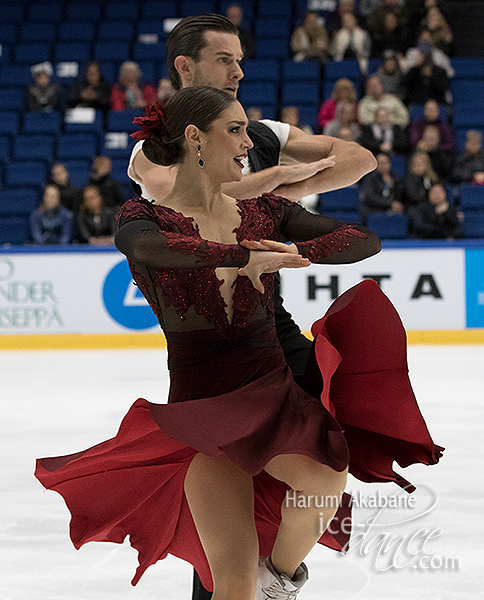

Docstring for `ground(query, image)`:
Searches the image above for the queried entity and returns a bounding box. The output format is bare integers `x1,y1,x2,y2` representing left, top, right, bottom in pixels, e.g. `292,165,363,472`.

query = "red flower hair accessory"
131,102,167,141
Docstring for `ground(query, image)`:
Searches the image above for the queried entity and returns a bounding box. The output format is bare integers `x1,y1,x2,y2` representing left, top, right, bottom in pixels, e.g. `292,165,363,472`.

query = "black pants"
192,570,212,600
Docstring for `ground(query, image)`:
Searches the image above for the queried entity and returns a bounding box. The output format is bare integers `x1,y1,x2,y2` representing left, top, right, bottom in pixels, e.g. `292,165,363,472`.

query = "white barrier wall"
0,244,483,335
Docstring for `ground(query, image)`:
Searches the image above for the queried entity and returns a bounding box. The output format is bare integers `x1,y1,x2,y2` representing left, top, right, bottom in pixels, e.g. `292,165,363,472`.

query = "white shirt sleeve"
127,140,153,201
259,119,291,150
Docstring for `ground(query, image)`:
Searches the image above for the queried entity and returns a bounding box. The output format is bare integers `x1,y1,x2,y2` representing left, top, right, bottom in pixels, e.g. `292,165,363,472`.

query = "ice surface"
2,345,483,599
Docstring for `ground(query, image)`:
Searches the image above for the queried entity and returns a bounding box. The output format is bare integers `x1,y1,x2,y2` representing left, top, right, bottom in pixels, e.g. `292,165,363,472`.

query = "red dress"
35,195,443,591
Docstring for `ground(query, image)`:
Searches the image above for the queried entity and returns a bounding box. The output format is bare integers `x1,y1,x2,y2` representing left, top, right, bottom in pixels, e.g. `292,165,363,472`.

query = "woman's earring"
197,144,205,168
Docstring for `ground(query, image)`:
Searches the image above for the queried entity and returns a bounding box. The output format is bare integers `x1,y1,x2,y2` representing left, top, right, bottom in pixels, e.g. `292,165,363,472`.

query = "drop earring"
197,144,205,168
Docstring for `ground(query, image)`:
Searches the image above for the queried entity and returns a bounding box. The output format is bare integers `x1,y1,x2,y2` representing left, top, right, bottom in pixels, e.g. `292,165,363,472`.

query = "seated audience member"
358,75,409,127
324,0,365,37
337,126,359,142
366,0,404,45
416,124,452,181
157,78,175,102
324,101,360,141
359,106,408,156
452,130,484,185
370,9,406,57
68,62,111,115
405,150,439,208
358,151,405,224
30,185,73,245
330,12,371,74
110,61,157,111
291,10,329,63
246,107,263,121
226,4,255,59
317,78,357,132
77,186,116,245
375,50,405,99
410,99,455,152
403,29,454,78
281,106,314,134
409,183,462,239
404,44,450,105
89,156,125,210
421,5,453,54
25,62,62,113
49,163,82,213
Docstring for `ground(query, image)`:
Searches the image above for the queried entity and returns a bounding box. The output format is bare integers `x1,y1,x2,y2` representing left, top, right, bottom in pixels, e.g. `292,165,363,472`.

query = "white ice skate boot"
255,556,308,599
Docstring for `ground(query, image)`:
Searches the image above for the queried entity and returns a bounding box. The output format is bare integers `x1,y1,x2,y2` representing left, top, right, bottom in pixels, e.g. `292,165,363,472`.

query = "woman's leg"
264,454,348,579
184,452,259,600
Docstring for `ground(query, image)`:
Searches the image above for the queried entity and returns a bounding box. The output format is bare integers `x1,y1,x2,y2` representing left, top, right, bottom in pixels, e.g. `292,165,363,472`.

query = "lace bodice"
115,194,374,337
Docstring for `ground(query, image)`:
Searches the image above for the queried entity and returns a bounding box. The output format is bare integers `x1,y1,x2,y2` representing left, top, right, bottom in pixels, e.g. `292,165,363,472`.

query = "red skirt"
35,280,443,591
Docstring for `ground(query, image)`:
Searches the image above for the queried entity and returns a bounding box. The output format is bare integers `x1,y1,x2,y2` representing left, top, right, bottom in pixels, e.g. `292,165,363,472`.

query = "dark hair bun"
143,131,182,167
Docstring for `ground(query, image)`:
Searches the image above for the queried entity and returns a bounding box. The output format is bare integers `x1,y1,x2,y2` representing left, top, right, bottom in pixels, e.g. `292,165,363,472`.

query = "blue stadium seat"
239,82,277,106
464,212,484,238
258,0,292,17
101,131,133,158
282,60,319,81
409,103,450,123
107,109,145,133
0,188,39,216
0,111,20,137
104,1,141,21
14,135,55,161
62,159,91,188
0,45,11,65
368,58,383,74
54,42,91,63
110,158,131,185
20,23,56,43
137,20,167,39
14,43,51,65
94,41,130,63
453,107,484,129
64,110,104,134
137,61,157,85
0,65,31,87
98,21,134,42
324,59,361,81
0,24,18,45
0,216,31,245
293,105,318,128
23,112,61,134
242,60,280,82
321,210,360,222
367,212,408,239
133,41,167,62
6,161,47,189
66,2,102,21
451,58,484,80
56,134,99,161
2,5,25,23
282,81,320,105
58,22,95,42
451,80,484,107
256,18,291,39
141,1,178,20
181,0,216,17
460,184,484,211
0,88,25,111
256,38,289,59
391,155,407,179
0,136,11,161
320,187,359,211
27,2,64,22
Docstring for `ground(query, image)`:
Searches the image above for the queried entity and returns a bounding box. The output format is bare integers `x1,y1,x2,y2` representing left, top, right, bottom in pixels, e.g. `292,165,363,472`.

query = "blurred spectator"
421,5,453,54
50,163,82,213
68,62,111,115
403,30,454,78
375,49,405,99
404,45,449,105
324,101,360,140
358,152,404,224
358,75,409,127
226,4,256,59
409,183,463,239
410,99,455,152
404,150,439,208
416,124,452,181
25,62,62,113
246,107,263,121
359,106,408,156
367,0,404,48
89,156,125,210
370,9,406,57
157,78,175,102
110,61,157,111
452,131,484,185
281,106,313,134
77,185,116,245
325,0,365,37
30,184,73,245
358,0,383,19
317,78,357,132
291,10,329,63
330,12,371,74
337,126,359,142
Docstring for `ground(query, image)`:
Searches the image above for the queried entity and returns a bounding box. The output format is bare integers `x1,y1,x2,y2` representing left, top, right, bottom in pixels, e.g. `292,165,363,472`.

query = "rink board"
0,243,483,347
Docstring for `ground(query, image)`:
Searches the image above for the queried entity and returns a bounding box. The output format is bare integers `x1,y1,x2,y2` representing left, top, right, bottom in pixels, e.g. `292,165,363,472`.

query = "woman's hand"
238,240,310,293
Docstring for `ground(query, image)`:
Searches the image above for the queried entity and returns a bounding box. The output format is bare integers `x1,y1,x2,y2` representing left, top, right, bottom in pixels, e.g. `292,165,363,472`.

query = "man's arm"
272,127,377,200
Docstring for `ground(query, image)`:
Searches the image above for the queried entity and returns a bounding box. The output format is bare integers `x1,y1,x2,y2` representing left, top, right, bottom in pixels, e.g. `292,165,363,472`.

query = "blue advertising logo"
465,249,484,328
102,260,158,330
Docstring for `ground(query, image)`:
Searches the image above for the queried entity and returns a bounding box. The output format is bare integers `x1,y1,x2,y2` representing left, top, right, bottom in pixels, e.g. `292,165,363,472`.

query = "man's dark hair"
167,14,238,90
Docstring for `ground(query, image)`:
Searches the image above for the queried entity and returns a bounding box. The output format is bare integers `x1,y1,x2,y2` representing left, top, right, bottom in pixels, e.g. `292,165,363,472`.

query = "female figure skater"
36,87,442,600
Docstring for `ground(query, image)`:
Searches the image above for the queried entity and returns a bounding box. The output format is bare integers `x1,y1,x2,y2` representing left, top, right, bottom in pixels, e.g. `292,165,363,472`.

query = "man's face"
186,31,244,97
